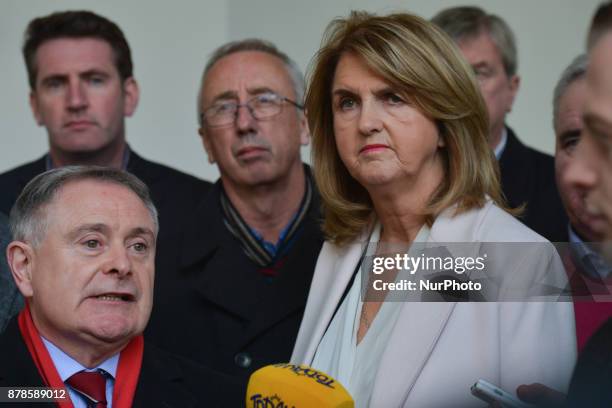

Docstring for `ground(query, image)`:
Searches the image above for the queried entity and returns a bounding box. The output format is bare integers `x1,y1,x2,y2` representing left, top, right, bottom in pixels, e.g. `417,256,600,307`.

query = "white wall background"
0,0,600,182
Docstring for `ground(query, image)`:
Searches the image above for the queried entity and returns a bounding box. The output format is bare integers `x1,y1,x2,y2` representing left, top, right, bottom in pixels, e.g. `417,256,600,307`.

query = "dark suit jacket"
0,318,241,407
566,317,612,407
146,179,324,388
498,127,568,242
0,151,211,290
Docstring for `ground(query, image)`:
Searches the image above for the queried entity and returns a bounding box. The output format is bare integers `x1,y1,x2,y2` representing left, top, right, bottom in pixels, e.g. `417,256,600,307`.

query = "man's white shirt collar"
568,225,612,279
493,128,508,160
41,336,118,408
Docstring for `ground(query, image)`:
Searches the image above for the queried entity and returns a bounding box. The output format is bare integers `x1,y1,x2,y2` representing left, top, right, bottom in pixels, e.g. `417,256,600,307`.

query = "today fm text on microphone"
246,363,354,407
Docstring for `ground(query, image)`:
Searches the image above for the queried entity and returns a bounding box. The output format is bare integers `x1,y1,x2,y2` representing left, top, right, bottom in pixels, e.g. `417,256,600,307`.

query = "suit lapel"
498,127,533,208
295,238,366,364
240,210,323,347
0,318,55,407
13,156,47,199
132,344,198,408
369,302,456,406
181,184,262,321
193,242,263,321
240,196,323,341
178,184,222,271
369,207,488,406
126,150,164,186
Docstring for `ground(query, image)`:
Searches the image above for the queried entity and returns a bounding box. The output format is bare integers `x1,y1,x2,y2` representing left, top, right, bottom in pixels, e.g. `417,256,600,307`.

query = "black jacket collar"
0,318,48,389
176,171,323,335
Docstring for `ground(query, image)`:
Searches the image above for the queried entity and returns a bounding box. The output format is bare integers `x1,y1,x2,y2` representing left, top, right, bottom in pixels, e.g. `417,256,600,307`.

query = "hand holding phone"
471,379,535,408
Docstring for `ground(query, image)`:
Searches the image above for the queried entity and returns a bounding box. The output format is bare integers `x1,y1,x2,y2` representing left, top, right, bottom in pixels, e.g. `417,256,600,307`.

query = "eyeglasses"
201,92,304,128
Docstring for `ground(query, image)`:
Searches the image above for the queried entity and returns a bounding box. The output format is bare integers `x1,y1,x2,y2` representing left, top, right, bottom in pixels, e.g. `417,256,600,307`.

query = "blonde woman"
291,11,576,407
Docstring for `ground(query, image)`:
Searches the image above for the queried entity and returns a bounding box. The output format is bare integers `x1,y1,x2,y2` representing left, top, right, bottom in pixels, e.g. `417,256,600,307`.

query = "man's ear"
7,241,35,298
298,110,311,146
29,91,44,126
122,77,140,117
198,127,216,164
506,74,521,113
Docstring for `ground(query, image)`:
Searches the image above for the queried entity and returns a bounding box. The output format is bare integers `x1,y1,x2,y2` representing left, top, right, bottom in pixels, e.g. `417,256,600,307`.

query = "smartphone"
471,379,534,408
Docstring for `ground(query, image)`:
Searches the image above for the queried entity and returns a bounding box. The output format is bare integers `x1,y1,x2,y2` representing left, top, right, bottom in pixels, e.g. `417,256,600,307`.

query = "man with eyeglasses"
146,39,323,389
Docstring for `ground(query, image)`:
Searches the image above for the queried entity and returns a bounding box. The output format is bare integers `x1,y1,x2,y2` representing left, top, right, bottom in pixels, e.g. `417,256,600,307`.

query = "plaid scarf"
220,171,313,268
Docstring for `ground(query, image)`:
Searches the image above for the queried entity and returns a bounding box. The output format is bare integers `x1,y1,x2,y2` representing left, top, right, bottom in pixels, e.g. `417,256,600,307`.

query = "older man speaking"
0,167,233,407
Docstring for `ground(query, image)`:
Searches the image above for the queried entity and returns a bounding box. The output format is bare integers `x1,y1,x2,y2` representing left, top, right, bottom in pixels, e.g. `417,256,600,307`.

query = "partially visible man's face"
457,32,519,146
566,32,612,244
20,180,156,353
555,78,603,241
198,51,309,189
29,38,138,158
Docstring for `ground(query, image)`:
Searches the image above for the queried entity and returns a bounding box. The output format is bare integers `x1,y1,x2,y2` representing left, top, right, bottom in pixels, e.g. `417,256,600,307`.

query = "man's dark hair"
588,2,612,50
23,10,133,89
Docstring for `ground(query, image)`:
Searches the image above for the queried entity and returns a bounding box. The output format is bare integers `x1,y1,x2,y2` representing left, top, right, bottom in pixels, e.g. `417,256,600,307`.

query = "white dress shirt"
42,337,118,408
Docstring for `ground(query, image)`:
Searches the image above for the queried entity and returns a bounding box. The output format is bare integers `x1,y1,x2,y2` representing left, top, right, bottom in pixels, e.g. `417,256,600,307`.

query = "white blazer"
291,200,577,407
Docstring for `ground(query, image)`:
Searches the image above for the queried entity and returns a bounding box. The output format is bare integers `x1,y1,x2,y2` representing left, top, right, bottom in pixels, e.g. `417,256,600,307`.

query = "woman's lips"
359,144,389,154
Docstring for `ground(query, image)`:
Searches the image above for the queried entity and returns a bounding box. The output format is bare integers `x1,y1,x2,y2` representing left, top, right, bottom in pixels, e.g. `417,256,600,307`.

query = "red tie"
66,370,108,408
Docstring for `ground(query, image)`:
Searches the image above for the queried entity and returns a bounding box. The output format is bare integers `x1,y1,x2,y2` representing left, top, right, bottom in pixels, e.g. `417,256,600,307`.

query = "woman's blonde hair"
308,11,508,245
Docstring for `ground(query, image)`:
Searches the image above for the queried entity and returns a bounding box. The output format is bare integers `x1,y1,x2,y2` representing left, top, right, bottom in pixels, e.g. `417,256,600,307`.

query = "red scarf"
18,304,144,408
